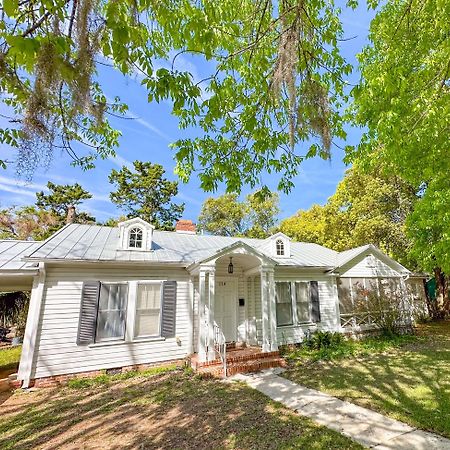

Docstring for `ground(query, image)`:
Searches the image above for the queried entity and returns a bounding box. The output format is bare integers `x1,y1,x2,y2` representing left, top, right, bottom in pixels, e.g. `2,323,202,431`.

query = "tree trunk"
433,267,449,319
66,205,76,224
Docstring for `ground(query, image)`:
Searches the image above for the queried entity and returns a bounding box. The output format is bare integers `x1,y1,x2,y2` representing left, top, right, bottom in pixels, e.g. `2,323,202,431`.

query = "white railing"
213,323,227,377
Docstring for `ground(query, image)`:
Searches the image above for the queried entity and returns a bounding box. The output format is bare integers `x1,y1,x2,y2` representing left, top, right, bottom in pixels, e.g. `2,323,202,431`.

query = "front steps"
190,344,286,377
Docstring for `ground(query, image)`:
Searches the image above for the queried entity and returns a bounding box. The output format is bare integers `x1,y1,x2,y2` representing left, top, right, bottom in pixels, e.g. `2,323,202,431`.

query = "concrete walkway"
231,369,450,449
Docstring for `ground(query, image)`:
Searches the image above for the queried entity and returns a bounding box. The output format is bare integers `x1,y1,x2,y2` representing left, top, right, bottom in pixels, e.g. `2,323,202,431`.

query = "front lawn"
283,321,450,438
0,345,21,379
0,369,362,450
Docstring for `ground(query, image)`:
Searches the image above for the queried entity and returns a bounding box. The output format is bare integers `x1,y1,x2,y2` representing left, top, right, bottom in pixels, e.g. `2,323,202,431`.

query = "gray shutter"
310,281,321,323
77,281,100,345
161,281,177,338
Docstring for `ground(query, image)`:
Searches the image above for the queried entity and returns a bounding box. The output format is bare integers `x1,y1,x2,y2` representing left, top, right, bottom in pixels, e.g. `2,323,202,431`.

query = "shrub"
305,331,344,350
354,283,413,337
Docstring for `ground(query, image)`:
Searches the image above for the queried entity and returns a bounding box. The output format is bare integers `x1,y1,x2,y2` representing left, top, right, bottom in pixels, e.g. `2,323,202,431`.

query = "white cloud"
109,154,133,169
134,117,171,142
175,192,203,207
0,183,37,199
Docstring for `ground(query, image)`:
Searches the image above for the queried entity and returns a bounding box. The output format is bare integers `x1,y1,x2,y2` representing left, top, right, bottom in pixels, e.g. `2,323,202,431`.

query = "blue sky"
0,2,375,224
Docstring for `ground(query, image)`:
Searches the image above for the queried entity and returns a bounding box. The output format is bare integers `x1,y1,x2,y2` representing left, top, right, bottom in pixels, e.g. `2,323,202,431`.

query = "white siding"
340,254,401,278
30,264,193,379
274,269,340,345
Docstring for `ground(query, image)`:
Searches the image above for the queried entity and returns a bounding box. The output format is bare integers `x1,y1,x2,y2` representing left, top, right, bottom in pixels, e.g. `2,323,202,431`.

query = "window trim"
275,281,314,328
95,282,129,343
125,280,167,342
275,239,285,256
134,281,163,339
128,227,144,249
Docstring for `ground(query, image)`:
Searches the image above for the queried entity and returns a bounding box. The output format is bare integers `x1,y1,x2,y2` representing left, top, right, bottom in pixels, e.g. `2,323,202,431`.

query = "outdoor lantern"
228,257,234,274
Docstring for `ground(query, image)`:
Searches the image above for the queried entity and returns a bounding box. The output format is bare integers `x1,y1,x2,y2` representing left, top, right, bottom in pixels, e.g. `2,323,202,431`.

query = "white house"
0,218,426,386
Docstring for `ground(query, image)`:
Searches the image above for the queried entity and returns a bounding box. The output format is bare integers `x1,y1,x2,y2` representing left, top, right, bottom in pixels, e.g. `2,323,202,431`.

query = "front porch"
190,343,285,377
189,241,279,370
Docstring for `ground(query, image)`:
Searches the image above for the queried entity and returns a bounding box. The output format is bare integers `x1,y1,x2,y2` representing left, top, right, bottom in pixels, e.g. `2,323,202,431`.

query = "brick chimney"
66,205,76,224
175,219,196,234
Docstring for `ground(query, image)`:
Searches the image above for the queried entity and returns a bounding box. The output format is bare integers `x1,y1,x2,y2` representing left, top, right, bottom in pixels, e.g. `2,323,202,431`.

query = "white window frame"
275,281,314,327
95,282,129,343
276,239,285,256
128,227,144,249
126,280,165,341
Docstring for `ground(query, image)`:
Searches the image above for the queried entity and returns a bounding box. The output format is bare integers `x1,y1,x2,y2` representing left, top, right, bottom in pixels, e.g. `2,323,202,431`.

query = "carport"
0,241,40,292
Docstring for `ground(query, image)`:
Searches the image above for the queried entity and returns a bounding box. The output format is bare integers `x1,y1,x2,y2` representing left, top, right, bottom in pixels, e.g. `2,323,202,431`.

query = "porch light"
228,257,234,274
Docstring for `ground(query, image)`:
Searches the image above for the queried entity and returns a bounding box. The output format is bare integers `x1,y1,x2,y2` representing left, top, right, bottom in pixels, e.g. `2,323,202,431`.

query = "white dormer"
118,218,154,251
267,232,291,258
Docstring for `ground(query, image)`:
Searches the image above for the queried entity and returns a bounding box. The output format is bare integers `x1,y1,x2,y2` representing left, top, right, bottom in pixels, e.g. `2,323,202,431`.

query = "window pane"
96,310,126,341
135,311,160,337
135,284,161,337
338,278,353,314
96,283,128,342
137,284,160,310
276,282,293,326
295,282,310,322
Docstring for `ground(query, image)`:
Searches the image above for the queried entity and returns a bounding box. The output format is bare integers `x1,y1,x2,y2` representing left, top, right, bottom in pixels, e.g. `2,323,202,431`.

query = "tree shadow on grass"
0,371,363,450
284,321,450,439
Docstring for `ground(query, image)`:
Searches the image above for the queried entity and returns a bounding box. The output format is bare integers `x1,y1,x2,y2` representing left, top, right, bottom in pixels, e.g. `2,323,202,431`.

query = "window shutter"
161,281,177,338
77,281,100,345
310,281,321,323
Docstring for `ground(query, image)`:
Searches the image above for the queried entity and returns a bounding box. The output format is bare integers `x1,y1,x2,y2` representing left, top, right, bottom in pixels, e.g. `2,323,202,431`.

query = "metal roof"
24,223,339,268
0,240,40,272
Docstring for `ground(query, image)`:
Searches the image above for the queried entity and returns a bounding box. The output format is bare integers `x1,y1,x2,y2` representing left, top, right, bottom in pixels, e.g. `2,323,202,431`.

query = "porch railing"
213,323,227,377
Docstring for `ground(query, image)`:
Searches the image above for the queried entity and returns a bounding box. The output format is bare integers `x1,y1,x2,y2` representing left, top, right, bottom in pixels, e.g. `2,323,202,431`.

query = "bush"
304,331,345,350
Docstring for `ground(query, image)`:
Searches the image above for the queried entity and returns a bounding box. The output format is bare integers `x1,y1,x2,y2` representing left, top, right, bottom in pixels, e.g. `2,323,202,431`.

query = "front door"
215,278,238,342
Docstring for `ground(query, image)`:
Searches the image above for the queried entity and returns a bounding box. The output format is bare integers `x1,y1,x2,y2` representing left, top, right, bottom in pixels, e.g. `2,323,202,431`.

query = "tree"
198,194,248,237
36,182,95,224
1,0,352,192
280,166,418,269
198,191,279,237
246,191,280,238
0,205,59,240
280,204,327,245
109,161,184,230
352,0,450,315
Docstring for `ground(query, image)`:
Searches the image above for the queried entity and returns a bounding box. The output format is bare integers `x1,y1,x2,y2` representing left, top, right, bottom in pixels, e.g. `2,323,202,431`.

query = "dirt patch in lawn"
0,370,362,450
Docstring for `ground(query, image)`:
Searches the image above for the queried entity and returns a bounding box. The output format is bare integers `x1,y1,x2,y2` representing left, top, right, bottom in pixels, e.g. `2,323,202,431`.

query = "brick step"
196,356,286,378
191,350,281,370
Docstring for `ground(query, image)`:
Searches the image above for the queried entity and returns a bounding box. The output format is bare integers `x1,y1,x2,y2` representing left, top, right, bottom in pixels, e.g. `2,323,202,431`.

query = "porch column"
267,269,278,351
260,267,271,352
197,268,207,361
207,267,216,360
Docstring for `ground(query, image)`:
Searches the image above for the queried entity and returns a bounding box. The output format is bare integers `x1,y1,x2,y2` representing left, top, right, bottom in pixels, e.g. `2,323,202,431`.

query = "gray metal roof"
0,240,40,272
24,223,340,268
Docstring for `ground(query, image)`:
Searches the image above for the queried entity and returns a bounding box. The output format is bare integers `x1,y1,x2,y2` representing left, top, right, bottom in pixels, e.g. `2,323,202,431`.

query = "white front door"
215,278,238,342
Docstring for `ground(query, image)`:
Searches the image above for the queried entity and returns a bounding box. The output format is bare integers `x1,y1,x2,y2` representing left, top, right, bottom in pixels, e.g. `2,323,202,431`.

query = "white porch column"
207,267,216,360
267,269,278,351
261,268,271,352
197,269,207,361
18,262,45,388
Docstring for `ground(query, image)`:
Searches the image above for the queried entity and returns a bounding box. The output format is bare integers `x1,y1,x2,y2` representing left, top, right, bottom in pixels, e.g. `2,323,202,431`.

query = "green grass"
0,370,362,449
283,321,450,438
66,363,180,388
281,333,419,363
0,345,21,378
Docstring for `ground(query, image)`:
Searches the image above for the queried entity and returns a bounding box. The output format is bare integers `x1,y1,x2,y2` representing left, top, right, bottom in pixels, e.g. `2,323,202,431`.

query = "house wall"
274,268,340,345
27,263,194,380
339,253,402,278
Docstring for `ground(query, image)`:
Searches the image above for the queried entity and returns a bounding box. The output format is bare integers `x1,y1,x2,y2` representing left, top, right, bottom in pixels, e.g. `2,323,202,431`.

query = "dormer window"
266,232,291,258
276,239,285,256
118,218,154,251
129,227,143,249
